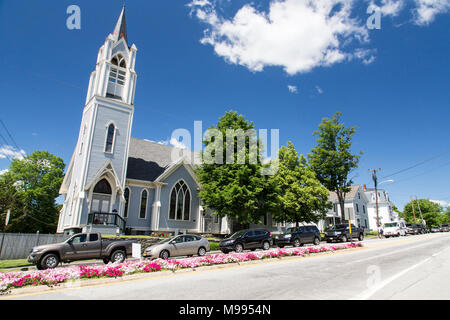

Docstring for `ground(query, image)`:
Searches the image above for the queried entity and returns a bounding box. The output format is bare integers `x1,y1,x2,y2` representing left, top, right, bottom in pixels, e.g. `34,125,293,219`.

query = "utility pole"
410,197,417,223
415,196,425,227
369,169,381,238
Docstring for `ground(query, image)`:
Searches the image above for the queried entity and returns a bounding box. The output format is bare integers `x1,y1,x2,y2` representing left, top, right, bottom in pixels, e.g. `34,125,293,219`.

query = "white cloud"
369,0,405,16
189,0,370,75
316,85,324,94
430,199,450,207
0,145,26,160
413,0,450,25
170,138,187,149
287,85,298,94
0,169,7,175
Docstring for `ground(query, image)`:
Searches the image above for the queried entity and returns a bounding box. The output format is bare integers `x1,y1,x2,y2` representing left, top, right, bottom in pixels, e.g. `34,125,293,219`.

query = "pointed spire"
112,5,128,45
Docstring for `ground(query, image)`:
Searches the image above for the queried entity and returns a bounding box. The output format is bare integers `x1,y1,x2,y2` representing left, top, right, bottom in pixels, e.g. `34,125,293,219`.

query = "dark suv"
219,229,272,253
405,223,423,235
274,225,321,248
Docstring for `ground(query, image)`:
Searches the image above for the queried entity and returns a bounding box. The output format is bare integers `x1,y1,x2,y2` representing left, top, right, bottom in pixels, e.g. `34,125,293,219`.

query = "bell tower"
58,7,138,234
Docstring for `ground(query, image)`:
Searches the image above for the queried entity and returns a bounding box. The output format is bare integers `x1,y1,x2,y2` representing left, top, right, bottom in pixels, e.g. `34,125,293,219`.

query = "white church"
57,7,230,236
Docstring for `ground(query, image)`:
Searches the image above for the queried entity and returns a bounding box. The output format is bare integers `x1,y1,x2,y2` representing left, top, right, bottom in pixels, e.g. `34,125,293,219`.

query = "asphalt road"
5,233,450,300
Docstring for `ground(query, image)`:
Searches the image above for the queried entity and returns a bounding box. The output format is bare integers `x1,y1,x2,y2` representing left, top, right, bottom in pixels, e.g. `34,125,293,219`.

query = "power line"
393,161,450,184
0,119,21,151
0,132,13,162
380,149,450,180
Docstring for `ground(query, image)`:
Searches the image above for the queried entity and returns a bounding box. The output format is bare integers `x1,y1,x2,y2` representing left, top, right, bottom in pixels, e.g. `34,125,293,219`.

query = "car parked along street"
27,232,136,270
143,234,210,259
219,229,272,253
324,224,364,243
274,225,321,248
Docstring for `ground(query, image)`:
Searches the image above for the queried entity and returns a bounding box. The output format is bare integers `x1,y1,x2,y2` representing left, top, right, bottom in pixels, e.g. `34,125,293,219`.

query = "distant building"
363,186,398,230
318,185,370,231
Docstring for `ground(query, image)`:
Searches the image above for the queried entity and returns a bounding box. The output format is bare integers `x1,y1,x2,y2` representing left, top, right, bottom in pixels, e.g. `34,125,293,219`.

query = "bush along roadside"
0,242,363,295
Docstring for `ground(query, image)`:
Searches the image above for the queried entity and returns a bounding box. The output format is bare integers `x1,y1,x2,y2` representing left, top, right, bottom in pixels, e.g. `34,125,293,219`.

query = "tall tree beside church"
195,111,278,226
271,142,331,227
308,112,362,222
0,151,65,233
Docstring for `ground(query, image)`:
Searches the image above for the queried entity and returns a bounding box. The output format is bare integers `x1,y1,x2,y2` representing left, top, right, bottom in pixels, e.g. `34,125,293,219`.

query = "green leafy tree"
195,111,278,226
308,112,362,222
271,142,331,227
0,151,65,233
402,199,443,227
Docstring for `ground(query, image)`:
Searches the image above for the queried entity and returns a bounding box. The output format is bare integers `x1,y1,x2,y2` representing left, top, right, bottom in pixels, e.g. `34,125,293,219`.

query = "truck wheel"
198,247,206,256
313,237,320,246
110,250,126,263
235,243,244,253
262,241,270,251
160,250,170,260
41,253,59,269
341,235,348,243
103,258,110,264
293,238,301,247
358,233,364,241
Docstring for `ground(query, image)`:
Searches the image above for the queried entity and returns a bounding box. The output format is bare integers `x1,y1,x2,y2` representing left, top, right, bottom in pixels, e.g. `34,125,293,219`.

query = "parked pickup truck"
27,232,136,270
324,224,364,243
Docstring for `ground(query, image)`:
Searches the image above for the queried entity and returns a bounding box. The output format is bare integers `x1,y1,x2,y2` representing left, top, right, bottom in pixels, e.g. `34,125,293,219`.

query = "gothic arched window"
105,123,115,153
139,189,148,219
124,187,130,218
169,180,191,221
93,179,112,195
111,54,126,68
107,55,126,99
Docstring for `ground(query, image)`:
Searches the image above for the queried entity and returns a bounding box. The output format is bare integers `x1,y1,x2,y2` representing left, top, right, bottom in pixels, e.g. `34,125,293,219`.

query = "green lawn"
0,259,33,270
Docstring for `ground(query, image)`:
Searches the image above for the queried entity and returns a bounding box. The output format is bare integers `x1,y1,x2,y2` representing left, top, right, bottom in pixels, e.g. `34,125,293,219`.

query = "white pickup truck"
383,222,407,238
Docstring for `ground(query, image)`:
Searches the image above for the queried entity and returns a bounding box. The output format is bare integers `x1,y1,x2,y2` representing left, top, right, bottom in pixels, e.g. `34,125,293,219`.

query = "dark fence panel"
0,233,68,260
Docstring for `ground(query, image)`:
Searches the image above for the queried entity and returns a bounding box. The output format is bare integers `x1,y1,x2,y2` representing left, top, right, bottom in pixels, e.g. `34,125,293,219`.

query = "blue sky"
0,0,449,210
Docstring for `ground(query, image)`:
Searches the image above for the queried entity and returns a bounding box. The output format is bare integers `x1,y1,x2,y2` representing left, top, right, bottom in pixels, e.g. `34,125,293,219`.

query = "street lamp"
378,179,394,186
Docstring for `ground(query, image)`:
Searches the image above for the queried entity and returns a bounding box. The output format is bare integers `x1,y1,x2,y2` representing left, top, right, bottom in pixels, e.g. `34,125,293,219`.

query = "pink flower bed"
0,242,362,294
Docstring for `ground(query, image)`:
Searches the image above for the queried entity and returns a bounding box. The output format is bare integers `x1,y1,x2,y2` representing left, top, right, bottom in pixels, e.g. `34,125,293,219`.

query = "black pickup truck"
324,224,364,243
27,232,136,270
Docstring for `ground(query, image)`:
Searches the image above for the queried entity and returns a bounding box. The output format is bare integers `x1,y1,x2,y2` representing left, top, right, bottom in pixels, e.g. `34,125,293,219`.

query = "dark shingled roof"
126,138,198,182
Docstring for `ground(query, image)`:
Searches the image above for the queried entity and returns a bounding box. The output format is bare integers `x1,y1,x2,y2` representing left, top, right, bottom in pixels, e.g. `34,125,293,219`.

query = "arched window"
105,123,115,153
124,188,130,218
93,179,112,194
140,189,148,219
107,55,127,99
169,180,191,221
111,54,126,68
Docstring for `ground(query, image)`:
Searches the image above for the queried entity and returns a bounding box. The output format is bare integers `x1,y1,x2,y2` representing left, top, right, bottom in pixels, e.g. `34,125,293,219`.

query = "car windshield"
406,224,413,227
228,230,247,239
384,223,398,228
283,227,297,234
329,224,347,230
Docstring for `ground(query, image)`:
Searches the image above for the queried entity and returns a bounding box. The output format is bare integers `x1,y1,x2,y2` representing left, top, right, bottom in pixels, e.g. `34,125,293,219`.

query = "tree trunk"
337,192,346,222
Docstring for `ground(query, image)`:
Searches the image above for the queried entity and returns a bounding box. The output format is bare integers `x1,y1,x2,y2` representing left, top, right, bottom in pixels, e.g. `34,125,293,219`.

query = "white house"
318,185,370,231
364,186,399,231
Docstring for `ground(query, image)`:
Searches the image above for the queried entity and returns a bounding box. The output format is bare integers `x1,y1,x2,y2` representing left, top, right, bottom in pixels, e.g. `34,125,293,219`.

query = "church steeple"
57,6,137,235
112,6,128,45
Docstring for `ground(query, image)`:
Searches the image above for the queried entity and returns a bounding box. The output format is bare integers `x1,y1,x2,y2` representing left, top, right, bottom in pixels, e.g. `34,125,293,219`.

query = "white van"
383,222,406,238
